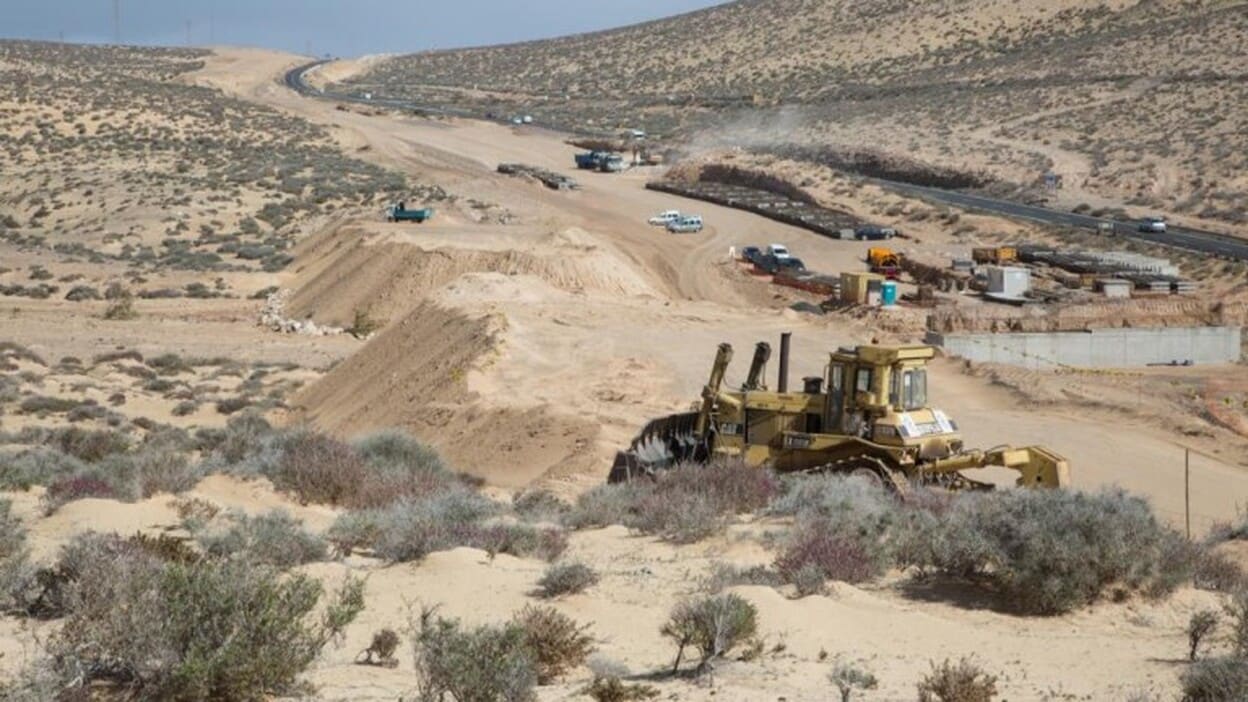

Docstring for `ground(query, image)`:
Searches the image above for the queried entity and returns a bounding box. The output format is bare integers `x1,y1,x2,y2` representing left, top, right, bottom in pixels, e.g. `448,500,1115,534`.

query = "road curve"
284,61,1248,261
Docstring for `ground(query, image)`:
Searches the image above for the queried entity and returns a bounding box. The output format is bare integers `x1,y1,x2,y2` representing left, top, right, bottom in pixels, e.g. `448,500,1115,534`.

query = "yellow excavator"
609,334,1070,493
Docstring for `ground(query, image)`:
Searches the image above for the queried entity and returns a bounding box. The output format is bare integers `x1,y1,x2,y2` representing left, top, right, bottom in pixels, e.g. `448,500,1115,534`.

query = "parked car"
766,243,792,260
757,254,806,274
667,215,704,234
740,246,763,264
855,226,897,241
648,210,682,226
1138,216,1167,233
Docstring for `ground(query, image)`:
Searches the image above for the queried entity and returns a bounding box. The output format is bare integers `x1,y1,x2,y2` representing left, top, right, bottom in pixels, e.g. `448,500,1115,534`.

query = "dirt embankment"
290,301,599,488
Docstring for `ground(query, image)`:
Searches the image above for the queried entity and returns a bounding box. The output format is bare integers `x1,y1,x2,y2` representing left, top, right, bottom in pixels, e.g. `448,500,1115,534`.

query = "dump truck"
867,247,902,280
609,336,1070,493
385,202,434,223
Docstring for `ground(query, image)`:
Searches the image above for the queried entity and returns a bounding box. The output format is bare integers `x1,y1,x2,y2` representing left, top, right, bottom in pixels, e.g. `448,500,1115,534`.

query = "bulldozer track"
807,455,912,497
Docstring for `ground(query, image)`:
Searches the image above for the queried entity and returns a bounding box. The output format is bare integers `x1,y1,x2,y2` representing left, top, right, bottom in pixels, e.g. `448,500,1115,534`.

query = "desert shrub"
513,605,594,683
582,676,659,702
1179,656,1248,702
537,561,599,598
775,520,887,588
103,295,137,320
916,658,998,702
47,545,363,700
1210,512,1248,543
904,489,1190,614
335,494,565,562
829,658,878,701
1194,550,1245,592
0,447,87,490
18,395,78,415
42,475,122,513
269,430,368,505
64,285,100,301
410,606,538,702
1229,588,1248,656
0,499,34,613
115,443,202,497
702,562,785,592
565,461,779,542
1188,610,1220,661
514,490,570,522
49,426,130,462
202,411,276,464
661,593,758,673
216,396,253,415
196,510,328,568
358,628,401,666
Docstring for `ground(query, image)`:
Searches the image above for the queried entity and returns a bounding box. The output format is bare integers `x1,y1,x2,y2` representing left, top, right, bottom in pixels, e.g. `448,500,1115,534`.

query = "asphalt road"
284,61,1248,261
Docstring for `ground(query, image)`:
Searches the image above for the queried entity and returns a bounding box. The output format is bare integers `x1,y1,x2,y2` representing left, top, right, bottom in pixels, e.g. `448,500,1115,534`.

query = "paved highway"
284,61,1248,261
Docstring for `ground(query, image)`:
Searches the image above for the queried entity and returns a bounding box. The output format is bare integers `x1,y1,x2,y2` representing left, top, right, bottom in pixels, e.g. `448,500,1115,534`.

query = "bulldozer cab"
825,345,933,435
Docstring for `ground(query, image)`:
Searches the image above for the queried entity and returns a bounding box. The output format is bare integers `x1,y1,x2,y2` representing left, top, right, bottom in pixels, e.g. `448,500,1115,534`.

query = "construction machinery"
609,335,1070,493
972,246,1018,265
867,247,902,280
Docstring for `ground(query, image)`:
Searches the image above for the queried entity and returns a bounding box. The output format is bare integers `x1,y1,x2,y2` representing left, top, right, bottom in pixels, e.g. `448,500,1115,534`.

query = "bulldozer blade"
608,412,707,483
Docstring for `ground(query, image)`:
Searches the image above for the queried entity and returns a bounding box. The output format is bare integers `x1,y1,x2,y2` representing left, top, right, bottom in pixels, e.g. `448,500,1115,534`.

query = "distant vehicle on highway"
854,225,897,241
649,210,682,226
1138,216,1167,233
667,215,703,234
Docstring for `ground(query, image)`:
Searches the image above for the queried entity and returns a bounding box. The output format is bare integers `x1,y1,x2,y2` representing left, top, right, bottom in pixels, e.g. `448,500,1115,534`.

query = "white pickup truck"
667,215,704,234
648,210,681,226
766,243,792,260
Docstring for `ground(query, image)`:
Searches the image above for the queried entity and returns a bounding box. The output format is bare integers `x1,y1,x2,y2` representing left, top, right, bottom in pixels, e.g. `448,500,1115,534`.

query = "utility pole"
112,0,121,44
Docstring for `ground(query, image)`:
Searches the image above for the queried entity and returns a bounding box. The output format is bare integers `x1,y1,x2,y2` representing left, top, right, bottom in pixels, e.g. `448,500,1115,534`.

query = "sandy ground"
3,47,1247,700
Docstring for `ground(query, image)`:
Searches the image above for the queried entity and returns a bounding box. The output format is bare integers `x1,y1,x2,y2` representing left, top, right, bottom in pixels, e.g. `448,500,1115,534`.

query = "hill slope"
339,0,1248,230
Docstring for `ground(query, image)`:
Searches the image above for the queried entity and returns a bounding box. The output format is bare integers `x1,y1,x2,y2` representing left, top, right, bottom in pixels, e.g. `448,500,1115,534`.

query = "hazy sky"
0,1,726,57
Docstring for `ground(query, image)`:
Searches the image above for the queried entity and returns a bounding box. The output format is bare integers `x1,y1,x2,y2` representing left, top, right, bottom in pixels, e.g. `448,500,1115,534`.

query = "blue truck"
385,202,434,223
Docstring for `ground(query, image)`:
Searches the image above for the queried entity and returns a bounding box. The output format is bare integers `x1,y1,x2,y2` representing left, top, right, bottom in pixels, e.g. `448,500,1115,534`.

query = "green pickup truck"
385,202,434,223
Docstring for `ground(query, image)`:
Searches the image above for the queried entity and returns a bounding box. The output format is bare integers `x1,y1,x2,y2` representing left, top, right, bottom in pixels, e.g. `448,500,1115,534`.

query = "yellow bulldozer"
609,335,1070,493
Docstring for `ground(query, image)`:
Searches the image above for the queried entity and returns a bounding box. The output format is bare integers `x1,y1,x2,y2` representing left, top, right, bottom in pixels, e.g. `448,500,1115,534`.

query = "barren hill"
340,0,1248,230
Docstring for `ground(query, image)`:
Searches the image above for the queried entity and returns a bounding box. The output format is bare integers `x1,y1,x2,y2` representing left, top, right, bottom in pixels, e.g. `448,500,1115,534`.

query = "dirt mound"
285,223,657,328
290,302,599,488
929,298,1245,334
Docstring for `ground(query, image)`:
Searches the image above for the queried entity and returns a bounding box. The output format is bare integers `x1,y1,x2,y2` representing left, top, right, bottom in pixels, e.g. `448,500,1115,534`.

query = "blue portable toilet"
881,281,898,306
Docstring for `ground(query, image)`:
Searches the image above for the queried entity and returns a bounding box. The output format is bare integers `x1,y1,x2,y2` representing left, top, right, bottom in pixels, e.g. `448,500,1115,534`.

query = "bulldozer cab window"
895,368,927,410
854,368,872,394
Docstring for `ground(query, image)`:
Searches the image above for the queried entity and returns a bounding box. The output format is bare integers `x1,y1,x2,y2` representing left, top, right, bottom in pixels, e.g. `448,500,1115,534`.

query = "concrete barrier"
927,326,1242,368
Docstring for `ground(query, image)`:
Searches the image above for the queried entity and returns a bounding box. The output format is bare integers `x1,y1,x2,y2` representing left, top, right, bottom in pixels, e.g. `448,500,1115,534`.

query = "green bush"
410,606,538,702
0,447,86,490
829,658,878,701
582,676,659,702
196,510,328,568
47,545,364,700
916,658,998,702
661,593,758,673
537,561,599,598
513,605,594,683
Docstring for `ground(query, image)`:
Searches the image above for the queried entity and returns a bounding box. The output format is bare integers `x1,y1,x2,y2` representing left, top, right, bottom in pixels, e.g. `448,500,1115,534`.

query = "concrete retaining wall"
927,326,1242,368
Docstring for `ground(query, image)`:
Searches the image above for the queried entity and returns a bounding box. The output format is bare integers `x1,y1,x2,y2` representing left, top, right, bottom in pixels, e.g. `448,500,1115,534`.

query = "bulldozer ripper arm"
695,343,733,439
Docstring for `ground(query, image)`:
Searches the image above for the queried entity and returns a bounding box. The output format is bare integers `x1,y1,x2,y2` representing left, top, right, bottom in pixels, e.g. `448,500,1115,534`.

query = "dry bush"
0,499,33,613
916,658,998,702
358,628,401,667
1188,610,1220,661
775,521,885,588
829,658,878,701
195,509,328,568
661,593,758,673
903,489,1192,615
270,430,368,506
43,543,364,700
582,676,659,702
537,561,599,599
513,605,595,683
565,461,779,543
409,606,538,702
1180,656,1248,702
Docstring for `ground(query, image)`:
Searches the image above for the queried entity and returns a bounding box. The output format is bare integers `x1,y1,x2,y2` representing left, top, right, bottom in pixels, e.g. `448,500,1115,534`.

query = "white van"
667,215,704,234
648,210,681,226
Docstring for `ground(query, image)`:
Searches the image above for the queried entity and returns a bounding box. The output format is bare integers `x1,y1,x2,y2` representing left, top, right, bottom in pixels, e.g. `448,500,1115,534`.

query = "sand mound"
291,301,599,487
285,223,657,328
